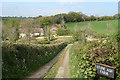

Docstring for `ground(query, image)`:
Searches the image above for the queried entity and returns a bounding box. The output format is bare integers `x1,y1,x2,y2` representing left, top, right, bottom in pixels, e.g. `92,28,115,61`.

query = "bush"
72,27,87,42
2,42,67,78
56,29,70,36
35,40,50,44
70,40,119,79
111,32,120,42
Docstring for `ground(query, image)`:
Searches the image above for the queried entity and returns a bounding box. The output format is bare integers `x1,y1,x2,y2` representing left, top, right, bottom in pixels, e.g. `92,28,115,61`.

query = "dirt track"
55,44,72,78
27,47,66,78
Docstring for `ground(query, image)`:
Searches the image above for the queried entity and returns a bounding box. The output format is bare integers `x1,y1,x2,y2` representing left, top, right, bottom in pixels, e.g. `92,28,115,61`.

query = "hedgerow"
70,40,120,79
2,42,67,78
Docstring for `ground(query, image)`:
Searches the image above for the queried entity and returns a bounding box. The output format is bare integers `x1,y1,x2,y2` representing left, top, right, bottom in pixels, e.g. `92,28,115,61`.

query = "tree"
113,14,118,19
39,17,51,36
35,15,42,19
90,15,96,21
20,18,34,44
0,21,2,43
46,26,52,41
56,28,70,36
67,12,80,22
2,22,8,41
6,18,19,42
60,18,66,29
95,14,99,21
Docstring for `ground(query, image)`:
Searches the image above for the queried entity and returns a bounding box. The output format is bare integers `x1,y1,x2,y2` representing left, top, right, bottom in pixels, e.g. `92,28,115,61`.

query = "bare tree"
20,18,34,44
46,26,52,41
60,19,66,29
2,22,8,41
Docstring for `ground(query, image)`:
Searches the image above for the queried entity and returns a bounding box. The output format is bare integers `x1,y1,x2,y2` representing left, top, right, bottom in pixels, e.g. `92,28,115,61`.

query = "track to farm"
28,46,66,78
55,45,71,78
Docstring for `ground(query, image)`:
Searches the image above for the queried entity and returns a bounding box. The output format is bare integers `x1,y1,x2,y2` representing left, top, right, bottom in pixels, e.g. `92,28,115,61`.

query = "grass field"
66,20,118,35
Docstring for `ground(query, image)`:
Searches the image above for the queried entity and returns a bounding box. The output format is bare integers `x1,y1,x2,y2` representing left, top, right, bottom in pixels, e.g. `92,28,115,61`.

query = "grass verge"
44,44,71,78
69,43,85,78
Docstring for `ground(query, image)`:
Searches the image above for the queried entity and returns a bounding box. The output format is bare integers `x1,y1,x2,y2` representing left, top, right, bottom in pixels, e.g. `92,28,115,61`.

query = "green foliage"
6,18,19,42
39,17,52,38
72,24,92,42
90,15,96,21
46,27,53,41
38,12,117,24
2,22,8,41
69,43,86,78
2,42,67,78
70,40,119,79
67,39,75,44
20,18,34,44
39,17,51,27
56,29,70,36
114,33,120,42
72,30,82,41
35,40,50,44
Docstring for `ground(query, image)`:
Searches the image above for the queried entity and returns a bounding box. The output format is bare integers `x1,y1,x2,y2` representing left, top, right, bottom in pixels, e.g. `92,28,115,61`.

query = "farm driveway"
27,46,66,78
55,44,72,78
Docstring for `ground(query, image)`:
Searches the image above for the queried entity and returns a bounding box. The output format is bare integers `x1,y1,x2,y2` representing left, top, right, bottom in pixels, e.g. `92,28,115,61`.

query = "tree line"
35,12,118,24
1,12,118,43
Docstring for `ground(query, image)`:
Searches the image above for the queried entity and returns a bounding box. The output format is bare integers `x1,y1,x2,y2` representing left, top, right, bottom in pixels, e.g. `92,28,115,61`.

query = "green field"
66,20,118,35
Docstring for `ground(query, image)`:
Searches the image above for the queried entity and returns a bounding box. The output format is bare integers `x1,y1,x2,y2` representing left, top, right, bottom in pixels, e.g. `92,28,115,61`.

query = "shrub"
72,27,87,42
56,29,70,36
70,40,119,79
35,40,50,44
2,42,67,78
111,32,120,42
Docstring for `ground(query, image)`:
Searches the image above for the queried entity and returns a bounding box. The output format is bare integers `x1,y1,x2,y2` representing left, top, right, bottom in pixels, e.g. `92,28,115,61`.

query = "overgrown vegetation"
56,29,71,36
3,18,19,42
2,42,67,78
70,40,119,79
34,40,50,44
70,25,120,79
1,11,119,79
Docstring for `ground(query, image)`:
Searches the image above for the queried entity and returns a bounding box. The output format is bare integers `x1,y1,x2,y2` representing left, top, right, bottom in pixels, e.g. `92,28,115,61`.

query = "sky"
1,1,119,17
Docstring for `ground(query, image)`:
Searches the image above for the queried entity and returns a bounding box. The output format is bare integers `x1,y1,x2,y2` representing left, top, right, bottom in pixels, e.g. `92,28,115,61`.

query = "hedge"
70,40,120,79
56,29,70,36
2,42,67,79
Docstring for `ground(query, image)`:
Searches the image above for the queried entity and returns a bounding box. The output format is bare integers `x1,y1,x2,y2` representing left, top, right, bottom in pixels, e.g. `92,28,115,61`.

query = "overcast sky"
1,0,118,17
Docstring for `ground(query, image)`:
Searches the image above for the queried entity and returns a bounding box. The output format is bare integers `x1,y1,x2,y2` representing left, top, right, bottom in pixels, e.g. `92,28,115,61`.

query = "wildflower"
108,40,110,43
102,40,107,44
92,50,94,54
98,40,101,43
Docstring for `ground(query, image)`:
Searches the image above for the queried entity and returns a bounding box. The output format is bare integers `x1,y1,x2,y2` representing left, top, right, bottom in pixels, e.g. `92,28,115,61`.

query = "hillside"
66,20,118,35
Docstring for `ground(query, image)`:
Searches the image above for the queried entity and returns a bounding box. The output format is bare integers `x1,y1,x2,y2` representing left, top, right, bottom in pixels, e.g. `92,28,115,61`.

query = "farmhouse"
33,28,44,36
19,28,44,38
